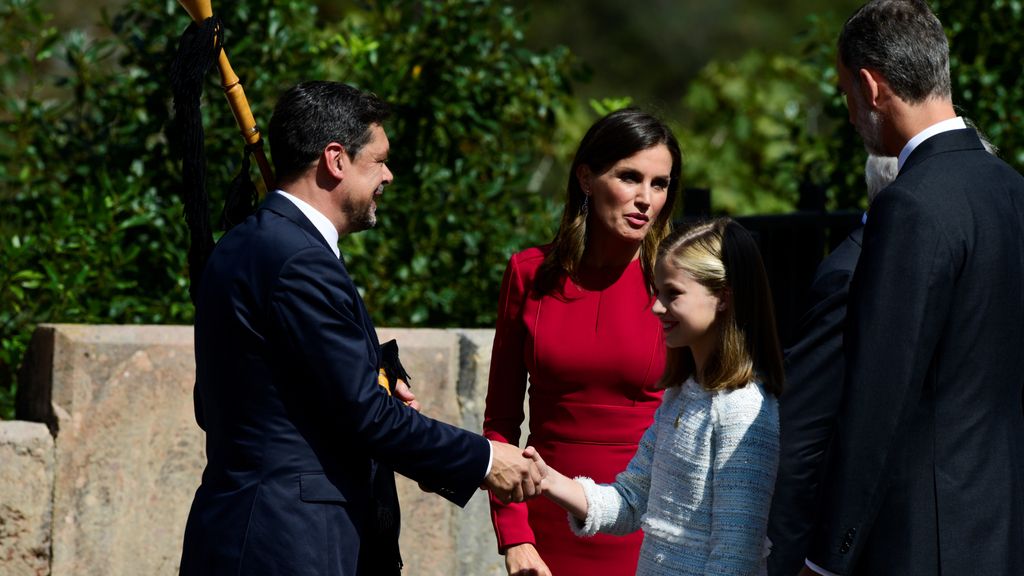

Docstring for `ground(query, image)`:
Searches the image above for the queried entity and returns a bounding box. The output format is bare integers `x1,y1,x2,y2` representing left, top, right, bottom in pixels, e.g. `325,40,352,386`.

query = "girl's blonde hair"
655,218,784,396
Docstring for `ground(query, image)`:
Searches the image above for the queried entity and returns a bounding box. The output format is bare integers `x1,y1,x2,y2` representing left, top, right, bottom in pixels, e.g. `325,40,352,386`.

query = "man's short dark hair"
839,0,951,103
269,81,391,184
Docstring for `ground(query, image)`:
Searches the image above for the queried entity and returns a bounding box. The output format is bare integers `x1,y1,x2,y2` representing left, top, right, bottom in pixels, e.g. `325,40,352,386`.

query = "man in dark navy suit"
179,81,545,576
766,156,881,576
771,137,998,576
772,144,998,576
799,1,1024,575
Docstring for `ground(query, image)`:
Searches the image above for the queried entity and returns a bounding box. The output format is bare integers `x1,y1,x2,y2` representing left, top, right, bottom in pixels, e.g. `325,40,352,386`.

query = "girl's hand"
521,446,548,485
505,543,552,576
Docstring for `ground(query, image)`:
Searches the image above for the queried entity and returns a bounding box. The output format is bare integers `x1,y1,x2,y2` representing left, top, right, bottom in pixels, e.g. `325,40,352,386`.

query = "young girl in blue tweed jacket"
536,218,784,576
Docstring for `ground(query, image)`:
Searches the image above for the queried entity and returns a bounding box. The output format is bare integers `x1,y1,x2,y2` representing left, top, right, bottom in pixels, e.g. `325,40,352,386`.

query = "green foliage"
4,0,1020,419
1,0,195,418
0,0,333,418
674,16,866,215
523,0,865,116
0,0,576,417
318,0,577,326
936,0,1024,168
588,96,633,117
678,52,827,214
676,3,1024,215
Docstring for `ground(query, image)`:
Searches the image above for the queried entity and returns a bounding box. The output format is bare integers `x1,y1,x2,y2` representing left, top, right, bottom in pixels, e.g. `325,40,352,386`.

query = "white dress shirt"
275,189,340,258
896,116,967,171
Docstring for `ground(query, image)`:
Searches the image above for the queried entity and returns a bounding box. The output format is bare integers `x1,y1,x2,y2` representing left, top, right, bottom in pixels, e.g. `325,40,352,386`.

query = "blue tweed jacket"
571,378,779,576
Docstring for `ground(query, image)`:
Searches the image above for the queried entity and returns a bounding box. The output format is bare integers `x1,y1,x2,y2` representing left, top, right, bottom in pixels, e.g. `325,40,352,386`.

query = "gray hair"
865,155,899,203
839,0,951,103
964,117,1000,156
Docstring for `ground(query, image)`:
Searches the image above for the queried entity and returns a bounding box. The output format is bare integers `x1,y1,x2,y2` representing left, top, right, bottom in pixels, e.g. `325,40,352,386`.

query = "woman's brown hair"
534,108,682,296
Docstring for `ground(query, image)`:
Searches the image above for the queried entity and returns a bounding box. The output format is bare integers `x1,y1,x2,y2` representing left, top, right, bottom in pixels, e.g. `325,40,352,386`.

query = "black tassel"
379,339,412,386
170,16,223,305
220,142,260,231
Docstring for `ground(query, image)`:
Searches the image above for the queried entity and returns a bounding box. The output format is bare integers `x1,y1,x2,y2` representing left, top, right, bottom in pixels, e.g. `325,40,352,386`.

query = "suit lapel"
849,225,864,249
260,192,381,364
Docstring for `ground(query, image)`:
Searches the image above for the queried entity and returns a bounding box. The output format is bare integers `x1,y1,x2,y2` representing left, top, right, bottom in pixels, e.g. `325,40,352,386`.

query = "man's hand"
504,542,552,576
483,442,547,503
393,378,420,411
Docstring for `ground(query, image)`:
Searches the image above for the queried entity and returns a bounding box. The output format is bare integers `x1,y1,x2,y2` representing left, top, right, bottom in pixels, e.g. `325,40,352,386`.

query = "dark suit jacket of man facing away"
767,226,862,576
807,128,1024,575
179,193,491,576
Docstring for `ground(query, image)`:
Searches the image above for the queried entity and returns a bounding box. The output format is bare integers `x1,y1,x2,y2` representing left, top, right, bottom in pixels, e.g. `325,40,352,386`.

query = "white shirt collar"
897,116,967,171
274,189,340,259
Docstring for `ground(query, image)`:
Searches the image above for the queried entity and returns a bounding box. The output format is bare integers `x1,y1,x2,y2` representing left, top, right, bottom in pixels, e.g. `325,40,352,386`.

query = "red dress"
483,246,665,576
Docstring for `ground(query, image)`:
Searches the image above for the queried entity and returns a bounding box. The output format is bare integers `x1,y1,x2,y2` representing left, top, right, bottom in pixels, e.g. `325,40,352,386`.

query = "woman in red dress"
483,109,682,576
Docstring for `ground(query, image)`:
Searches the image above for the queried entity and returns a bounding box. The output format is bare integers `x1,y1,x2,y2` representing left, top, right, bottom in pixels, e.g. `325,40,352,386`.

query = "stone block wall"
0,324,524,576
0,421,53,576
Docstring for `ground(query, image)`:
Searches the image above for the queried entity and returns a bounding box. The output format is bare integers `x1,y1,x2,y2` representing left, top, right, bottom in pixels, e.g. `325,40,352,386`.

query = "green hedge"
3,0,1021,418
0,0,577,418
676,2,1024,214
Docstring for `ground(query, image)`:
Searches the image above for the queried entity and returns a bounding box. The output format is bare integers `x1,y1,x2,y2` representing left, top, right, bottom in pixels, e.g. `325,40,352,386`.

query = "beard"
855,105,886,156
347,187,381,233
350,202,377,232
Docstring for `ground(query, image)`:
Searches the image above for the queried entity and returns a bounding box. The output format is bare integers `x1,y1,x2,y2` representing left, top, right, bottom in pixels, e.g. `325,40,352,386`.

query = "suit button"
840,543,851,553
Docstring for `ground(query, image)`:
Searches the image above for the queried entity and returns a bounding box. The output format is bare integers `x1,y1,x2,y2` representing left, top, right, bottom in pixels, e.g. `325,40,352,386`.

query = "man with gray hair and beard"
767,139,995,576
796,1,1024,574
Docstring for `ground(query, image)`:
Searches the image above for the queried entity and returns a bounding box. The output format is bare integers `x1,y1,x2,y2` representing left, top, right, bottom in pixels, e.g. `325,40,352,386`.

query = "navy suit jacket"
179,193,490,576
767,226,862,576
807,129,1024,575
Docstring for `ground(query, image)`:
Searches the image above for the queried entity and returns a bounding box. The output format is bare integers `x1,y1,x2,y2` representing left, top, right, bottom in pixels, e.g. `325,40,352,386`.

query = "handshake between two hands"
389,374,551,505
382,360,549,505
482,442,550,504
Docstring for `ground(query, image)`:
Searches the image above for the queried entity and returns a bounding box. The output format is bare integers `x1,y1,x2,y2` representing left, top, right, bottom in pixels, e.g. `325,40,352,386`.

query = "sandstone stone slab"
376,328,463,576
0,421,54,576
11,324,514,576
453,329,505,576
18,325,205,576
376,328,507,575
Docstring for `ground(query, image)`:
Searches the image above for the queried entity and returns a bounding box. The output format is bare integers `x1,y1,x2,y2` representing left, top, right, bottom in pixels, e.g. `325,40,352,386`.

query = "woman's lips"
625,213,649,228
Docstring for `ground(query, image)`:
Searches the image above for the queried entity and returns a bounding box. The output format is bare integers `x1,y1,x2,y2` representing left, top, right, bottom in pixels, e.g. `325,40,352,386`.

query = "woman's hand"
504,543,552,576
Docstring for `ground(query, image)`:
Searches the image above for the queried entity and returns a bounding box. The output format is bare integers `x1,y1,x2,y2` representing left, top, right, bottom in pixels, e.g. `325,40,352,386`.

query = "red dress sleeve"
482,252,535,551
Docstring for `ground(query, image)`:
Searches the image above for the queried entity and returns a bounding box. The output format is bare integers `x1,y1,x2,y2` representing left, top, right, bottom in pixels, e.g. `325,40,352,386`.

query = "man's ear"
859,67,888,109
322,142,347,180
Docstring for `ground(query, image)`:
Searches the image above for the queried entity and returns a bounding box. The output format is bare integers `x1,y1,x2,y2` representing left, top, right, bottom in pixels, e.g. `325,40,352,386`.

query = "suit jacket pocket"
299,473,347,504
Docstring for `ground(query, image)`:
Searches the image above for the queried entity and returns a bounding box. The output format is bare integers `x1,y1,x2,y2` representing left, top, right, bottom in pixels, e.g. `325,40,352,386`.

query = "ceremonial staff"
178,0,274,190
170,0,274,304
